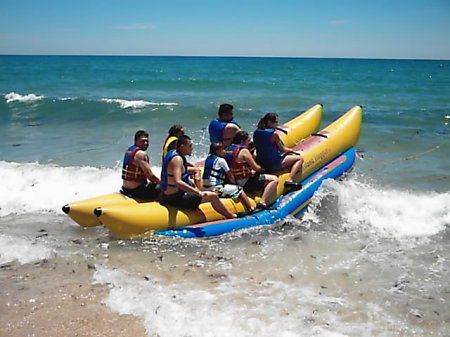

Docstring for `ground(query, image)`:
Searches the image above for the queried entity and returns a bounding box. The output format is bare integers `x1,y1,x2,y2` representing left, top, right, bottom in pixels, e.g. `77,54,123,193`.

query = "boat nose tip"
93,207,102,217
62,204,70,214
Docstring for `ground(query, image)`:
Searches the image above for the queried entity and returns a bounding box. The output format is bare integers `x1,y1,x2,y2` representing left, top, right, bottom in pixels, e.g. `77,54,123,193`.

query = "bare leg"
239,191,254,211
260,175,278,206
202,192,236,219
282,154,303,182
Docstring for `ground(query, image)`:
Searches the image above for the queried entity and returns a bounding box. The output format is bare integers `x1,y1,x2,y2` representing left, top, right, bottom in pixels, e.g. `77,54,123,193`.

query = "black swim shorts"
263,161,283,173
242,173,267,194
120,183,161,200
160,191,202,210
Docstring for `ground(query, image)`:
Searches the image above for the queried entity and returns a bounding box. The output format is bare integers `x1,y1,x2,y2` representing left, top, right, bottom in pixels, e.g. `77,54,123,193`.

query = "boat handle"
311,133,328,138
276,127,288,134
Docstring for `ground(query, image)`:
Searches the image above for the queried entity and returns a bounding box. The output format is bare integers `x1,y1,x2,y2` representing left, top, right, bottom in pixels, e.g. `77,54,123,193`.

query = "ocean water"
0,55,449,336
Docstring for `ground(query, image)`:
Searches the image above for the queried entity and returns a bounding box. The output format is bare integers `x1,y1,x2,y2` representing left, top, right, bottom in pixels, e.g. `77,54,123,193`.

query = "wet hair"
168,124,184,137
257,113,279,129
134,130,149,141
232,130,250,144
176,134,192,151
209,142,223,156
218,103,234,116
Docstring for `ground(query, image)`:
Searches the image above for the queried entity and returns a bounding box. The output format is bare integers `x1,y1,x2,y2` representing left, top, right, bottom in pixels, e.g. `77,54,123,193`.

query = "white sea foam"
4,92,45,103
308,178,450,239
101,98,177,109
0,161,162,216
0,234,54,265
0,161,124,216
1,160,448,240
93,265,378,337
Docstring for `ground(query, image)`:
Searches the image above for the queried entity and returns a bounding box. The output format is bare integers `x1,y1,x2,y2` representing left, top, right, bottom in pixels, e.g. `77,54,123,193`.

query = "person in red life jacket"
253,113,304,192
121,130,161,200
225,131,279,212
162,124,184,161
160,135,237,219
202,142,255,213
208,103,241,147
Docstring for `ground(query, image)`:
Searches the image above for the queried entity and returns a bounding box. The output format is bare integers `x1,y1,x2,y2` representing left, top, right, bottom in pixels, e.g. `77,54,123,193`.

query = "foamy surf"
3,92,178,110
0,161,162,216
305,177,450,239
0,234,54,265
0,161,118,216
92,264,365,337
4,92,45,103
101,98,178,109
1,160,448,241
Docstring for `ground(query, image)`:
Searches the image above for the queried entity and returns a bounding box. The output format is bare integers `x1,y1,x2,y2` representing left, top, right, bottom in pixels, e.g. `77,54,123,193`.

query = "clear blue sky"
1,0,449,59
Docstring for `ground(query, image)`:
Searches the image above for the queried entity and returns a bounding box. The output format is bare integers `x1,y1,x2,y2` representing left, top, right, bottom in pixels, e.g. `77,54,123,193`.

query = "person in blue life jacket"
202,142,255,213
160,135,237,219
162,124,184,160
208,103,241,147
121,130,161,200
225,131,279,212
253,113,304,192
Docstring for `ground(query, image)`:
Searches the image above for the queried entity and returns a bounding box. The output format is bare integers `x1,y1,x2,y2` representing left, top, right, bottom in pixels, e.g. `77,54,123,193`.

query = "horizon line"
0,53,449,62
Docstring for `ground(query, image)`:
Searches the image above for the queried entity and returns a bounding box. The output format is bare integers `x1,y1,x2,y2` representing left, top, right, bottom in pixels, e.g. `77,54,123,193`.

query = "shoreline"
0,256,147,337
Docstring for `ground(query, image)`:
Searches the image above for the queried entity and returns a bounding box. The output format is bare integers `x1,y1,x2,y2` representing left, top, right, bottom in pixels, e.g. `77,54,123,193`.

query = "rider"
208,103,241,147
162,124,184,160
225,131,278,211
202,142,254,212
253,113,303,191
121,130,161,200
160,135,237,219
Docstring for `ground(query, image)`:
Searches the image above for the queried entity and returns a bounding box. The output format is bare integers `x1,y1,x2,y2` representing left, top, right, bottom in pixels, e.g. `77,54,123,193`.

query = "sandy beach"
0,255,147,337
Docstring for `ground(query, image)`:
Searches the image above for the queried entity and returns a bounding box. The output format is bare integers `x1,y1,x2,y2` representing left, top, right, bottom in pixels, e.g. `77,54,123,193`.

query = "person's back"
253,124,283,171
254,113,304,191
208,103,240,146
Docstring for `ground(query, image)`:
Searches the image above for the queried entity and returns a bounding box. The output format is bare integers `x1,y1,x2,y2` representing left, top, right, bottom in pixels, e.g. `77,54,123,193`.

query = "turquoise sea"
0,55,449,336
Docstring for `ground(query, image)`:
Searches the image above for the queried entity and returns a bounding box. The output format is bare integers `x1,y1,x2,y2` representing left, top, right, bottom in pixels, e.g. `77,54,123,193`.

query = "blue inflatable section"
155,147,357,238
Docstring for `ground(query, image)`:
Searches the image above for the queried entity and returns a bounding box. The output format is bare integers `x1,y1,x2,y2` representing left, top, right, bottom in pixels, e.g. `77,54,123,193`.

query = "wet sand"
0,256,147,337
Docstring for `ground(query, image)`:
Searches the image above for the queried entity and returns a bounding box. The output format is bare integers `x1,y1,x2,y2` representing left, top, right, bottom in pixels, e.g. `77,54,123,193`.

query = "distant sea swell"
1,55,449,184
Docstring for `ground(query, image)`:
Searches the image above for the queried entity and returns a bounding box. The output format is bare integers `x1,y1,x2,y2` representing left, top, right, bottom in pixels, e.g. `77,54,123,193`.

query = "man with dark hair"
134,130,148,142
160,135,237,219
121,130,161,200
208,103,241,146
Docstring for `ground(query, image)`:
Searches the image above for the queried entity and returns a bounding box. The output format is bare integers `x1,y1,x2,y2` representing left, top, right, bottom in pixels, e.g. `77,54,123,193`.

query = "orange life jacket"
121,145,147,183
224,144,253,180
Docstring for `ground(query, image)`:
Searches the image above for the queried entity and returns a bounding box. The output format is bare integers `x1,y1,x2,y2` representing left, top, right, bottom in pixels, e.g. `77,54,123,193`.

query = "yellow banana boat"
62,104,323,228
95,105,362,238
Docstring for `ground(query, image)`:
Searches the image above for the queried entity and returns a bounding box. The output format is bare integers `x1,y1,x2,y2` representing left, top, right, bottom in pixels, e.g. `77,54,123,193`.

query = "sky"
1,0,449,59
